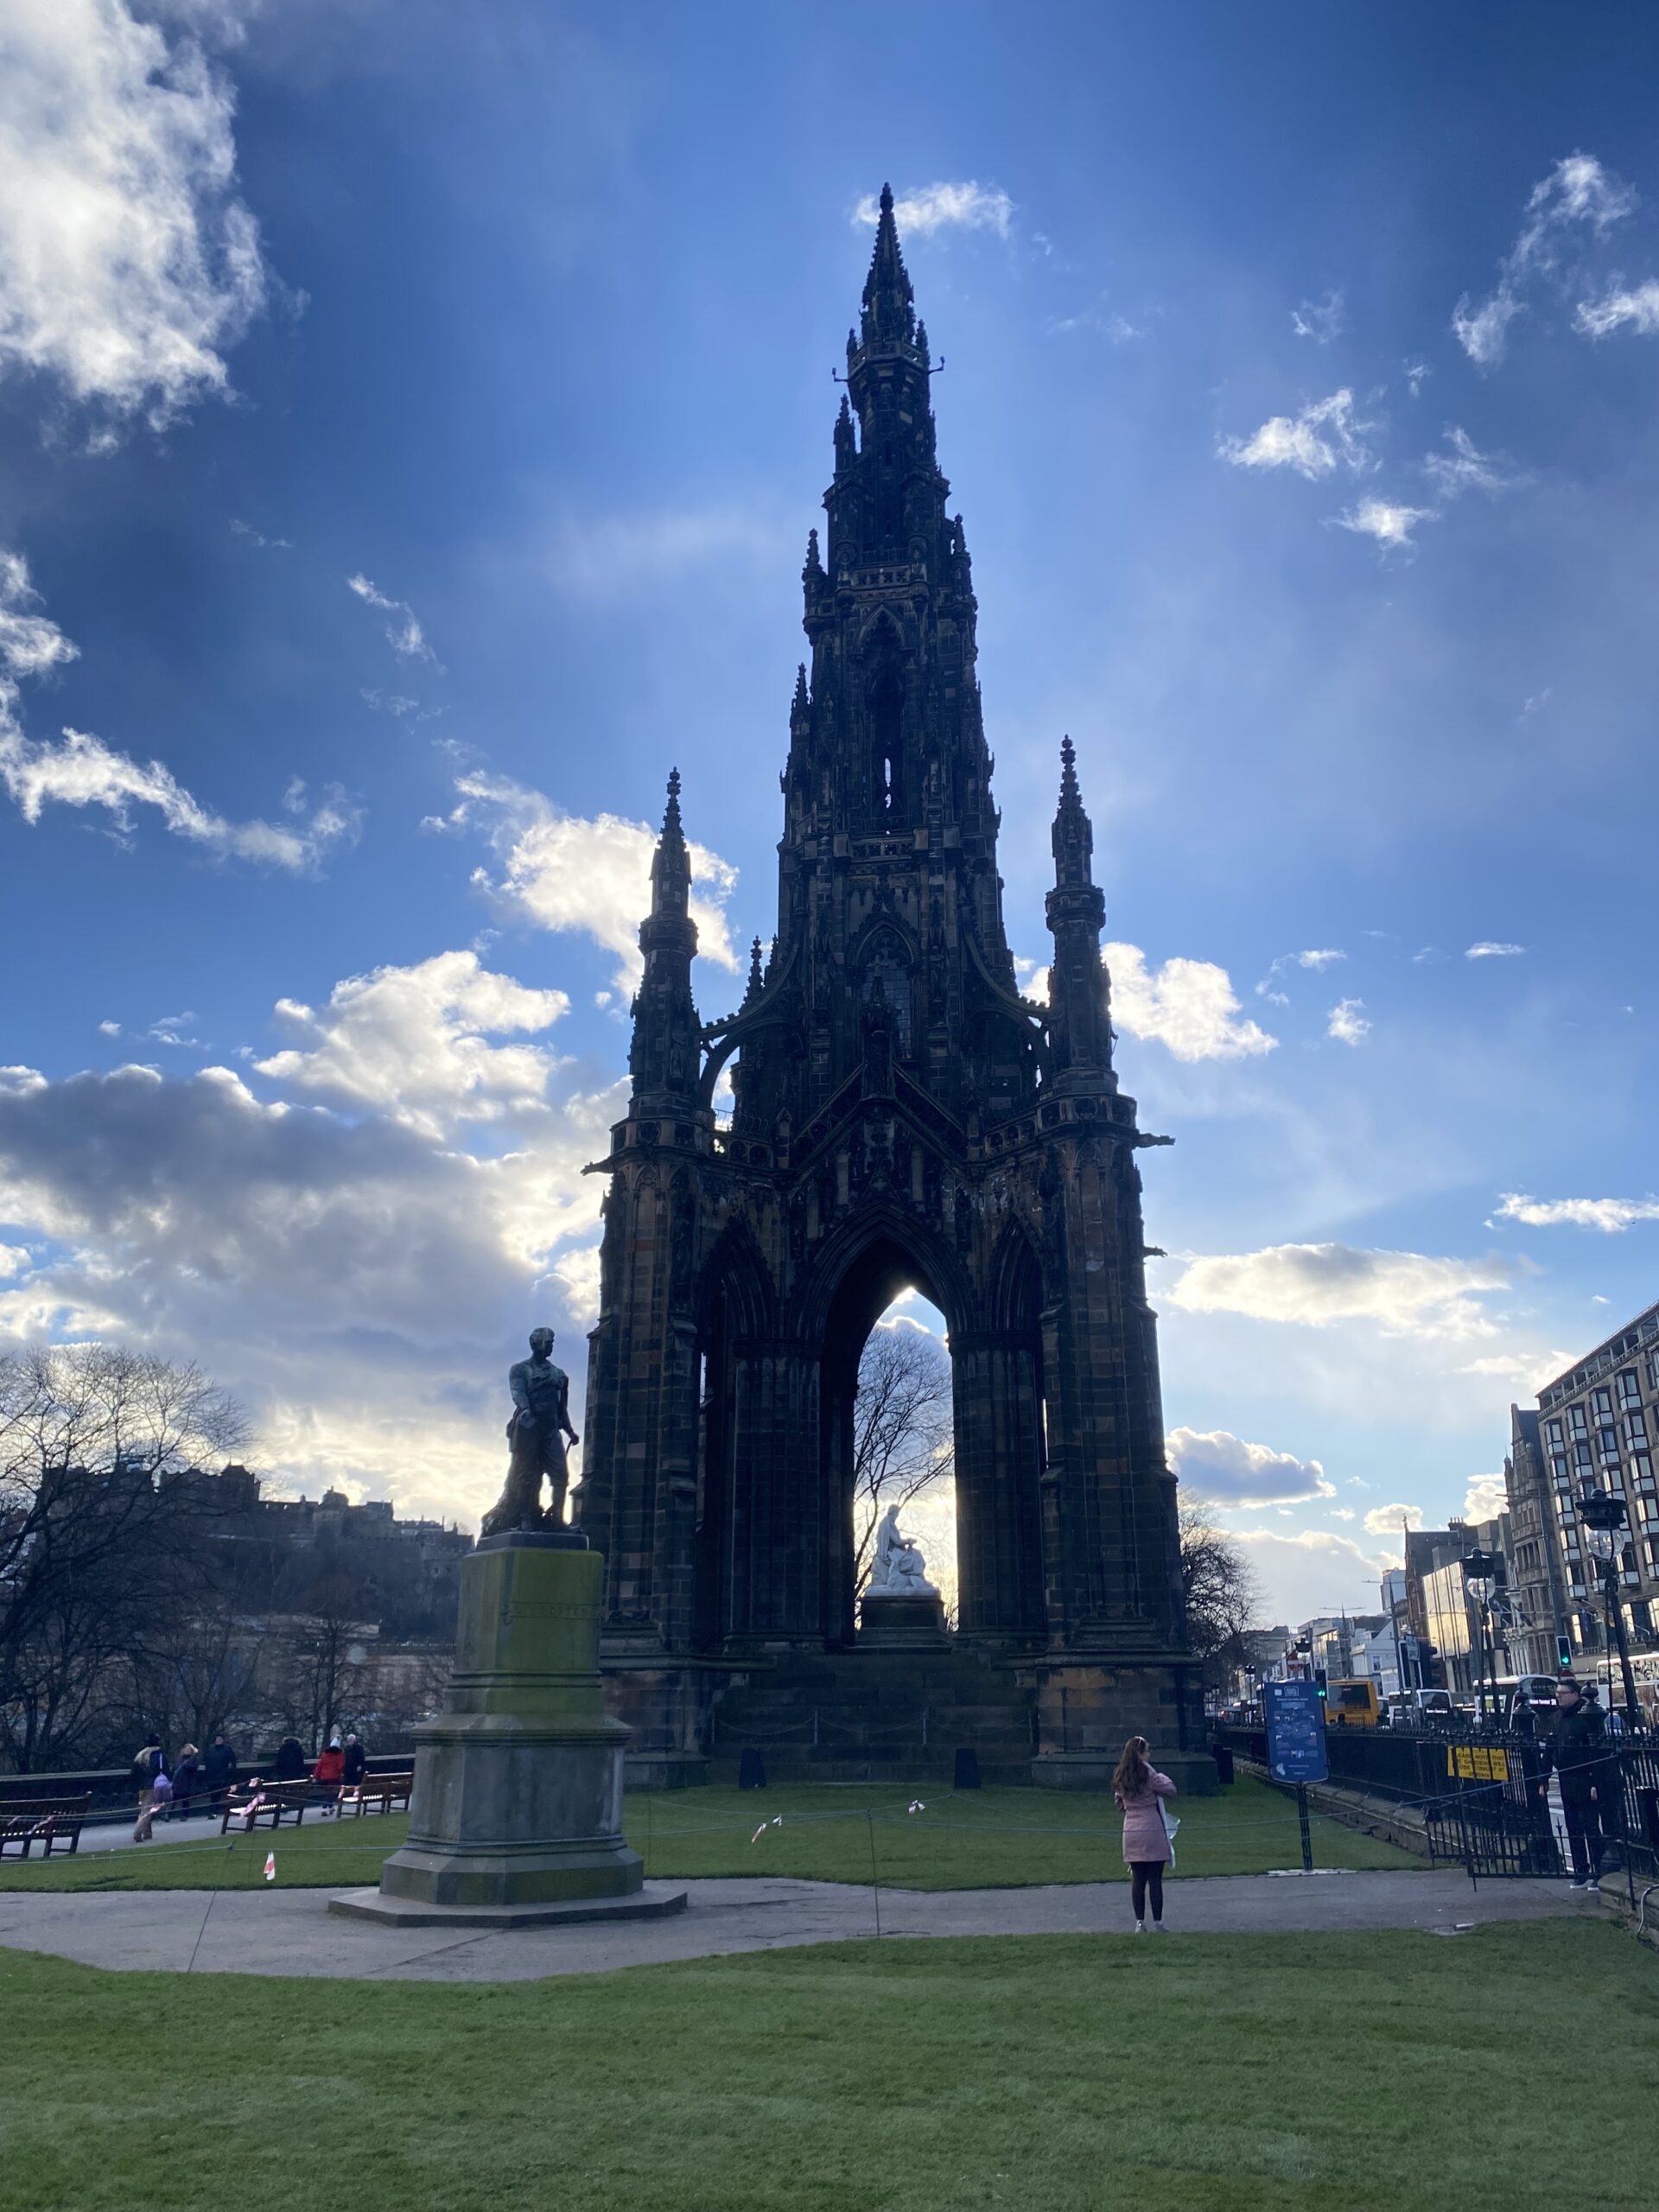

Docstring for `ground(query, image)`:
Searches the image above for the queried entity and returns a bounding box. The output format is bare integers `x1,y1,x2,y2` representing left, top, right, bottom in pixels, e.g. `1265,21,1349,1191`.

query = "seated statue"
867,1503,938,1597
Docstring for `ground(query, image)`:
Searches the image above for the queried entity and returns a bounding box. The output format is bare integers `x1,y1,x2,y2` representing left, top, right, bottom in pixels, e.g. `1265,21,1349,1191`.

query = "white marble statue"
868,1503,938,1597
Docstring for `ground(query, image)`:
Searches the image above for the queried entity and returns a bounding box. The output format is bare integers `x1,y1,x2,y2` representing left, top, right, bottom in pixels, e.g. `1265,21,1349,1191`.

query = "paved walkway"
0,1869,1592,1983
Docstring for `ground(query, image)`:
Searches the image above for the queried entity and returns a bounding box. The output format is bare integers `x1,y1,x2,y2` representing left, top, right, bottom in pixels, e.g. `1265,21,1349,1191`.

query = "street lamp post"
1461,1549,1501,1729
1579,1491,1642,1731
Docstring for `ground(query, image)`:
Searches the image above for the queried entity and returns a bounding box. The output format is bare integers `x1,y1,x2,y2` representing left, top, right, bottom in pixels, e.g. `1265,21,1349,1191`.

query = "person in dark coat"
170,1744,202,1821
1543,1678,1611,1887
201,1732,237,1810
341,1733,367,1790
272,1734,307,1782
1510,1695,1536,1743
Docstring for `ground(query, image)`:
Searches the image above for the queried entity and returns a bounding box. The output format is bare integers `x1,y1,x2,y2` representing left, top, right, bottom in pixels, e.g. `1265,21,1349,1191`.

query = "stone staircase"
708,1644,1036,1785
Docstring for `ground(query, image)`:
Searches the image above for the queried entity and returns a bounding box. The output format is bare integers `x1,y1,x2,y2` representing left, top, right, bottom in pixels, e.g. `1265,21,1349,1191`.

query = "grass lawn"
2,1921,1655,2211
0,1774,1412,1892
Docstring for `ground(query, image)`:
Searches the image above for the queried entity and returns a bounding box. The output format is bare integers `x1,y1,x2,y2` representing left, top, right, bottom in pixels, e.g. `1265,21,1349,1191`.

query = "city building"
1525,1299,1659,1663
1503,1407,1571,1675
1410,1517,1513,1698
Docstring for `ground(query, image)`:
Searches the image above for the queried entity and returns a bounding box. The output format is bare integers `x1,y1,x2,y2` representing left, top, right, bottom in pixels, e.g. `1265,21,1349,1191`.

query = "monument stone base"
858,1590,949,1649
336,1529,686,1923
331,1883,689,1929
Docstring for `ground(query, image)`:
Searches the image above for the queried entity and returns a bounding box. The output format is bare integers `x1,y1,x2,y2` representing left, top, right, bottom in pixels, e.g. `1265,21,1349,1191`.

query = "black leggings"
1130,1861,1165,1923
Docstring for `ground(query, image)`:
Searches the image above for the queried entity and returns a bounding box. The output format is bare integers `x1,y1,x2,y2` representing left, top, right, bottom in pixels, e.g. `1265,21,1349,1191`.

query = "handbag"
1160,1800,1180,1868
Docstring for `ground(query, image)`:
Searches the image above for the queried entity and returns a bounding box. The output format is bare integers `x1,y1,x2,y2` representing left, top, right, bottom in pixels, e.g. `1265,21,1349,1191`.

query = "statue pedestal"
331,1531,686,1928
859,1589,949,1649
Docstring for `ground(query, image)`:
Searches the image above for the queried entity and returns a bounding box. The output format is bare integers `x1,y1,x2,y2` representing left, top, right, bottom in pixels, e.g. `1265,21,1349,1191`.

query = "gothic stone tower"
578,189,1203,1788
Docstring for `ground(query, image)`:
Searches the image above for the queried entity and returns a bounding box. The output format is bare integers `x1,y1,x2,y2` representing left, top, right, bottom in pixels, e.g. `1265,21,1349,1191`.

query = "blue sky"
3,2,1659,1622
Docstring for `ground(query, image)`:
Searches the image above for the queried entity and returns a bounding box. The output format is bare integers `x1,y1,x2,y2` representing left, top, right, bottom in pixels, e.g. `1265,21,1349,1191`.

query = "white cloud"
540,506,788,601
1103,942,1276,1063
1258,949,1345,996
1496,1192,1659,1234
1228,1526,1401,1618
1332,497,1434,550
1363,1502,1424,1537
1465,941,1524,960
231,518,290,550
1168,1243,1509,1339
1575,278,1659,338
0,0,268,429
1167,1426,1333,1506
0,549,358,870
1404,359,1431,397
0,550,79,679
1454,151,1637,365
452,770,740,991
255,950,569,1142
1326,997,1370,1046
1218,389,1370,480
1,723,357,868
346,573,437,666
852,182,1013,239
1423,425,1522,500
1464,1475,1509,1522
0,1035,626,1527
1290,289,1344,344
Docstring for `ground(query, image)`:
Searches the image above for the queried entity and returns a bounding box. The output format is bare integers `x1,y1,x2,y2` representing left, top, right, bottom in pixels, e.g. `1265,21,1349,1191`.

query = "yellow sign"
1446,1745,1510,1783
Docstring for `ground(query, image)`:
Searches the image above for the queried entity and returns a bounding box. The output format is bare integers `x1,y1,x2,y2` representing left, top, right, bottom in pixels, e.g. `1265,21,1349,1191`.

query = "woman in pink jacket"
1112,1734,1177,1933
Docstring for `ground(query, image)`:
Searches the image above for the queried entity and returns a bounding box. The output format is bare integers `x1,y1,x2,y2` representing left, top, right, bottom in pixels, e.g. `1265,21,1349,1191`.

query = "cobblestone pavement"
0,1868,1592,1983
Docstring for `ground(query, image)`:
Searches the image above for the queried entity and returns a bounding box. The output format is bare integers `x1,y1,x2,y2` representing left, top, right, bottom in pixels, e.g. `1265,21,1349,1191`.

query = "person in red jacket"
313,1737,346,1816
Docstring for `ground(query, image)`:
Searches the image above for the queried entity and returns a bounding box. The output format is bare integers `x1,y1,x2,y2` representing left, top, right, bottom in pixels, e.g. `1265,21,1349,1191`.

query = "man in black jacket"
1544,1678,1611,1888
201,1732,237,1811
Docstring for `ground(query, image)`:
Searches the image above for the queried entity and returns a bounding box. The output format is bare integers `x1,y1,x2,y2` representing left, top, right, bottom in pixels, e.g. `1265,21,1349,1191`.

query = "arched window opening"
861,938,913,1052
868,665,903,821
853,1294,957,1626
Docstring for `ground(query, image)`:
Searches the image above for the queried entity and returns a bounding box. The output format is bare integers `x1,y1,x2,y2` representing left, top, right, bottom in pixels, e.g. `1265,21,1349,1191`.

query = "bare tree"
0,1345,248,1770
852,1323,954,1591
264,1571,375,1751
1178,1497,1262,1702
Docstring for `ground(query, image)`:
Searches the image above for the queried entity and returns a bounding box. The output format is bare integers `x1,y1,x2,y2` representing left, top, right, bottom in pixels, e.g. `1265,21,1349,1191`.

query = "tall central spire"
860,182,916,346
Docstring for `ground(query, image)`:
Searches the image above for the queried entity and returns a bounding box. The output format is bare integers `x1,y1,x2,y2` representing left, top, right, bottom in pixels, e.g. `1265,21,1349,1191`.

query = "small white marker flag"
263,1852,276,1883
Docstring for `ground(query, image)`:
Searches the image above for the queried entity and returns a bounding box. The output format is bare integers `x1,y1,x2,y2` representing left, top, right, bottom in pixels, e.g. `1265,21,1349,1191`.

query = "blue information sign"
1263,1678,1329,1783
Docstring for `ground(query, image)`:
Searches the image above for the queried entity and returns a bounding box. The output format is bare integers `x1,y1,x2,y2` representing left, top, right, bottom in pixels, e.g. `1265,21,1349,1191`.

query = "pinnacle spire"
1051,736,1093,888
650,766,690,915
861,181,916,346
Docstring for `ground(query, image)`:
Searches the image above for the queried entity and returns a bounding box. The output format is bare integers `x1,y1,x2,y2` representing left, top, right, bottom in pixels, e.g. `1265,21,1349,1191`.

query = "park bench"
219,1781,312,1834
0,1796,91,1859
340,1770,414,1817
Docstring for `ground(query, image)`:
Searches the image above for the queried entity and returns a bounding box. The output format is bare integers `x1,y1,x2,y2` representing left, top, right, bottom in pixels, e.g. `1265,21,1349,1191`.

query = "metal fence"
1216,1719,1659,1890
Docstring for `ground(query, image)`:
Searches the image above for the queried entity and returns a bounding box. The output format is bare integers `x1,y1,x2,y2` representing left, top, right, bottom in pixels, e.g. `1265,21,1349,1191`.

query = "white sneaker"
1151,1923,1167,1935
1133,1921,1146,1935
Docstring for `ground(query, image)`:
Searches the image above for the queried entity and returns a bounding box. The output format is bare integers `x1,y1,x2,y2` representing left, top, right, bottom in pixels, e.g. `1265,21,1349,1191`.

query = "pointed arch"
989,1216,1044,1343
695,1216,777,1339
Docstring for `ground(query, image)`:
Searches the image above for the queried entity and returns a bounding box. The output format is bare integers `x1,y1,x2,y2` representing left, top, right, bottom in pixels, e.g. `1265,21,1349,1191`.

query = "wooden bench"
340,1771,414,1817
219,1781,311,1834
0,1796,92,1859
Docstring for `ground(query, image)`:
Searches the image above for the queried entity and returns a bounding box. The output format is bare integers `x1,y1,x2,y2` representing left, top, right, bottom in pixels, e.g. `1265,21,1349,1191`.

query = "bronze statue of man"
480,1327,580,1537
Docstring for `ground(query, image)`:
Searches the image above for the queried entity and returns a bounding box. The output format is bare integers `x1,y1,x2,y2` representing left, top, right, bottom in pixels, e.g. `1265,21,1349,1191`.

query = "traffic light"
1314,1668,1328,1700
1557,1633,1573,1670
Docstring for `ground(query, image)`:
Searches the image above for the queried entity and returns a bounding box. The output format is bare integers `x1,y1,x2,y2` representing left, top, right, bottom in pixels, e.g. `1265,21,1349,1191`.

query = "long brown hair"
1112,1735,1152,1799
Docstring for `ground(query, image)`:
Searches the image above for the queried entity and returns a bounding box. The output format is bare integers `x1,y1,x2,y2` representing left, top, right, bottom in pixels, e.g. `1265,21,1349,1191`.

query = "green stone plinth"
375,1535,645,1910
